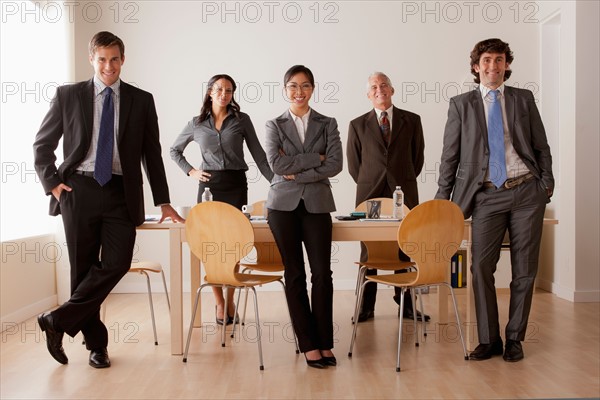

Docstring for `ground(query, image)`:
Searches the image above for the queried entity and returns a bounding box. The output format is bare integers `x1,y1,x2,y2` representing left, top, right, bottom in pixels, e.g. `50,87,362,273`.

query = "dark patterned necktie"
94,87,114,186
380,111,390,146
487,90,507,188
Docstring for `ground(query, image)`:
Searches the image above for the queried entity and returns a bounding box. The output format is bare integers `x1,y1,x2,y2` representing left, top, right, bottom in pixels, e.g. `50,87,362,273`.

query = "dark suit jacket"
265,109,343,213
347,106,425,208
435,86,554,218
33,79,171,226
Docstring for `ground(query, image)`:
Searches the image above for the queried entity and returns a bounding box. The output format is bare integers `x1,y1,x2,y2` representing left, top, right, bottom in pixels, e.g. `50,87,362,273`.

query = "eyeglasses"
285,83,313,92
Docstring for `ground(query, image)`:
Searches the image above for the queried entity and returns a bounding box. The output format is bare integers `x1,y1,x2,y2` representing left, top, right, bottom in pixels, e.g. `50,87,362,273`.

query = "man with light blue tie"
436,38,554,362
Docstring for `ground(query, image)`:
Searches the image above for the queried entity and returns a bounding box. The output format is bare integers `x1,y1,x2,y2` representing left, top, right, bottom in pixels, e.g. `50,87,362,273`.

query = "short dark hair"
89,31,125,58
283,65,315,87
470,38,514,83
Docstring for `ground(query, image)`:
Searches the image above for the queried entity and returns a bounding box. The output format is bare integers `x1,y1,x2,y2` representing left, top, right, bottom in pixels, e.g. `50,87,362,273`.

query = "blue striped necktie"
488,90,507,188
94,87,114,186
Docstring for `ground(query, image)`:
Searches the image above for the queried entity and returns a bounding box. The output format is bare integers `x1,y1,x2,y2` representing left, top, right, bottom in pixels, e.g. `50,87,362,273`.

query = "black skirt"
197,170,247,210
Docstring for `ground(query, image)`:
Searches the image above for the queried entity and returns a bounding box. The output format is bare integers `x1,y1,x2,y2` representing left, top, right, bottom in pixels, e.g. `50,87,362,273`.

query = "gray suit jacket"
265,109,343,213
435,85,554,218
347,106,424,208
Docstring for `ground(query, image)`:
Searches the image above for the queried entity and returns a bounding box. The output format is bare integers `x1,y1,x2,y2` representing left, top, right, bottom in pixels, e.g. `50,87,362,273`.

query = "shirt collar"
374,105,393,120
93,76,121,96
479,83,505,99
289,108,311,123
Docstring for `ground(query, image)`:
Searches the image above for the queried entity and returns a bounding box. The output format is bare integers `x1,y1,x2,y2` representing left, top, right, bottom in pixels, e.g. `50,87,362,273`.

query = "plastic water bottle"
201,187,213,202
392,186,404,220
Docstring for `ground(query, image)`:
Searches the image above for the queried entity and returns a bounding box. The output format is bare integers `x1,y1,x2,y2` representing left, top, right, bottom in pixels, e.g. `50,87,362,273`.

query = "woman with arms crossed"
170,74,273,325
265,65,343,368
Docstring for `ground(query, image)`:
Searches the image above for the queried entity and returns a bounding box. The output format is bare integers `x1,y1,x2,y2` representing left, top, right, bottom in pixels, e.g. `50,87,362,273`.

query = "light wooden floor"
1,289,599,399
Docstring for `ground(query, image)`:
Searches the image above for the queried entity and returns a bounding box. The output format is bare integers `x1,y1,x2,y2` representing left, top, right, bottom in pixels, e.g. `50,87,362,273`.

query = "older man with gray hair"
346,72,426,322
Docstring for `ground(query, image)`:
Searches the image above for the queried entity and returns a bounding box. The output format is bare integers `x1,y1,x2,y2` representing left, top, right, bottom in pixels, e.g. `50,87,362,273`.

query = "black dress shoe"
469,340,504,361
37,312,68,365
89,348,111,368
304,355,326,369
353,309,374,323
321,356,337,366
402,308,431,322
226,313,240,326
503,340,524,362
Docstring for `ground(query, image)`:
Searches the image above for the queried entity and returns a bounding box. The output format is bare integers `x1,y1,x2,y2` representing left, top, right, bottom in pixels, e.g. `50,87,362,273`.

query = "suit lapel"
366,110,387,148
276,111,304,153
469,88,487,142
79,80,94,144
303,111,326,150
504,86,516,140
389,106,405,147
119,81,132,145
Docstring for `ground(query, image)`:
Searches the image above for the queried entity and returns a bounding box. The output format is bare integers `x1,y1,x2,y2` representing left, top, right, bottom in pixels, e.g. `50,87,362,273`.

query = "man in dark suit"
347,72,426,322
33,31,183,368
436,38,554,362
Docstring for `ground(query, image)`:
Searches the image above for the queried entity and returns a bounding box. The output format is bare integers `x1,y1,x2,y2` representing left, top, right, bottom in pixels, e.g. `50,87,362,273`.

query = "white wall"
71,0,545,292
0,0,74,241
1,2,598,317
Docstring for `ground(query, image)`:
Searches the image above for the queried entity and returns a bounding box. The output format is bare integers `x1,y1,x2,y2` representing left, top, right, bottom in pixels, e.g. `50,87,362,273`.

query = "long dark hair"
196,74,241,124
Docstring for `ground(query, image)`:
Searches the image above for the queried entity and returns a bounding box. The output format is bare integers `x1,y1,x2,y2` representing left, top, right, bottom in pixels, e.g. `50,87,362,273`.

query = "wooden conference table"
139,217,557,355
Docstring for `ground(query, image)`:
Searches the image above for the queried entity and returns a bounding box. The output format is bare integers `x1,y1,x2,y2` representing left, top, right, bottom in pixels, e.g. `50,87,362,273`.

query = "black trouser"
268,201,334,353
52,174,136,350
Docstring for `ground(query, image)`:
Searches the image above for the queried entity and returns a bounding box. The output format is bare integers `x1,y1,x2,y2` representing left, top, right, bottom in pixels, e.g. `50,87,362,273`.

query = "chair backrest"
246,200,282,265
185,201,255,286
397,199,464,285
250,200,267,217
355,198,411,262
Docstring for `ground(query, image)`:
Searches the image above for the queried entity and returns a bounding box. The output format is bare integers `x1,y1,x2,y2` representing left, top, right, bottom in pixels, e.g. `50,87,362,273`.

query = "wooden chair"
97,261,170,346
349,199,469,372
183,201,287,370
238,201,300,353
128,261,171,345
352,198,419,322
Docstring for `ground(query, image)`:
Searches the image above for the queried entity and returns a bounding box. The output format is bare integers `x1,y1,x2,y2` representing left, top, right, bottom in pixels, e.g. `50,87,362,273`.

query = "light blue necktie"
487,90,507,188
94,87,114,186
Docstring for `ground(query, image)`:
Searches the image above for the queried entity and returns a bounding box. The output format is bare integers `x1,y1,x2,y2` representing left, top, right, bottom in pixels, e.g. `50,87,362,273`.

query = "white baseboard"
1,295,58,332
536,278,600,302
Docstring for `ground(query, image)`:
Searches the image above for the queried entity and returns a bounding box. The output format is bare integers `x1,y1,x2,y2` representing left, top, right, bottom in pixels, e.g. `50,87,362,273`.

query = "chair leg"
417,287,427,337
241,287,249,325
222,286,229,347
160,270,170,311
396,287,406,372
248,287,265,370
140,271,159,346
351,266,368,323
410,288,419,348
444,283,469,360
348,279,369,357
230,287,242,338
183,284,206,362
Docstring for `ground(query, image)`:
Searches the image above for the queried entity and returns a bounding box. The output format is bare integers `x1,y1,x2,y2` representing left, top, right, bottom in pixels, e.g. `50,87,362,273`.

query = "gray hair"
366,72,393,93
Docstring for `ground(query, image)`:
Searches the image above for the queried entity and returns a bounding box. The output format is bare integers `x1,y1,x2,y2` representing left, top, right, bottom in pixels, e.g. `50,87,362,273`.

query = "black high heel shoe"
321,355,337,366
304,355,326,369
215,306,225,326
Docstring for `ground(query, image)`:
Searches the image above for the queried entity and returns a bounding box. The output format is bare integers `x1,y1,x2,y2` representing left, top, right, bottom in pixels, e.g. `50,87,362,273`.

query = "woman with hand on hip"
265,65,343,368
170,74,273,325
